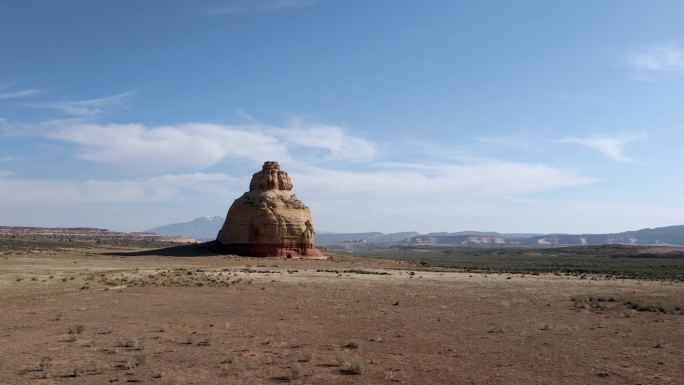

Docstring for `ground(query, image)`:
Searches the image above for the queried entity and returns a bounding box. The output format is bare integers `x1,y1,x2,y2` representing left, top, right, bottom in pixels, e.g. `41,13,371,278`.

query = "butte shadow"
102,241,222,257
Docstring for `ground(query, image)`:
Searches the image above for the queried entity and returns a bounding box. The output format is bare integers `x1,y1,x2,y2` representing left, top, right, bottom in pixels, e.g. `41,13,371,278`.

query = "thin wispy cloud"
202,0,317,15
475,135,539,152
294,161,596,199
0,85,40,100
0,155,13,163
27,91,135,116
0,172,235,206
557,92,612,106
628,43,684,72
558,133,646,164
1,117,376,171
0,86,600,231
0,110,596,214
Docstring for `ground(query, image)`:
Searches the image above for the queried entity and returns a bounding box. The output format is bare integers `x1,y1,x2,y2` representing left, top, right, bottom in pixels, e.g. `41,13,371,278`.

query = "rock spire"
216,161,323,258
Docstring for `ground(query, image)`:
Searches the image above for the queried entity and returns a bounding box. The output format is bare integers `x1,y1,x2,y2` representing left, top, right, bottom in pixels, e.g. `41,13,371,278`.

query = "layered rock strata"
216,161,323,257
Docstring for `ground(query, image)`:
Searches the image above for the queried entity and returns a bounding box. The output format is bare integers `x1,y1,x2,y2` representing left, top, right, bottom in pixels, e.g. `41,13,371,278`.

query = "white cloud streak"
558,133,646,163
475,135,539,152
294,161,596,199
3,118,377,171
27,91,134,116
203,0,317,15
0,94,602,231
0,155,13,163
629,43,684,72
277,123,376,162
0,85,40,100
0,172,234,206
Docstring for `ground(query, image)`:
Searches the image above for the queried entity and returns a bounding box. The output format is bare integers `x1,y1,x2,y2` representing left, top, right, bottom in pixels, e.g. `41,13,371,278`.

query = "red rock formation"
216,161,323,258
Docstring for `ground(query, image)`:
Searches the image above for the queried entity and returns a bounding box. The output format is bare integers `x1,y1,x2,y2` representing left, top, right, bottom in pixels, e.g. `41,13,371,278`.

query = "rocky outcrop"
216,161,323,257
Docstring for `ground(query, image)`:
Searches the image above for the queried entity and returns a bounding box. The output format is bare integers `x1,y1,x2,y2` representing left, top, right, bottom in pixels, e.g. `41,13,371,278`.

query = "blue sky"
1,0,684,233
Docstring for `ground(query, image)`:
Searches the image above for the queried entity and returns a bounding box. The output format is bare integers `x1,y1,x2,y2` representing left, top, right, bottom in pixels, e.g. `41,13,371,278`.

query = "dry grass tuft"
69,325,85,335
290,362,302,381
341,359,363,375
39,357,52,378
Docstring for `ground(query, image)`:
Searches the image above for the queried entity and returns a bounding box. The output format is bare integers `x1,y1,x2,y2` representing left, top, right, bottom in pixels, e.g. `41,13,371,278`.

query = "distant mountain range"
146,216,225,241
146,216,684,247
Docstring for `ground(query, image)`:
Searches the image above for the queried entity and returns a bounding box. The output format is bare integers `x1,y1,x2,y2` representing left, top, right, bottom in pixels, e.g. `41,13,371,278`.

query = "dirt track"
1,248,683,385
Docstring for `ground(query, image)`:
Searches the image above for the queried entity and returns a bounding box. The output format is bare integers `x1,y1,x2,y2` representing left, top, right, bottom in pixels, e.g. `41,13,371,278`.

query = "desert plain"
1,237,683,385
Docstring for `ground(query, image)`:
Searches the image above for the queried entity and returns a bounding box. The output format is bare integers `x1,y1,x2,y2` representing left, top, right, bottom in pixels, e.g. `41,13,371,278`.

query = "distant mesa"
0,226,197,244
216,161,324,258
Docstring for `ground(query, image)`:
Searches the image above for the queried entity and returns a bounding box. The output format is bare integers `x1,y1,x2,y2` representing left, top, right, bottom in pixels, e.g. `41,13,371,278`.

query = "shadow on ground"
103,241,223,257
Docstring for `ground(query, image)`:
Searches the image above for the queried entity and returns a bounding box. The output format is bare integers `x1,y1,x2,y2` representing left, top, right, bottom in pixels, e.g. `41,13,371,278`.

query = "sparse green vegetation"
0,234,180,252
570,295,683,315
349,245,684,281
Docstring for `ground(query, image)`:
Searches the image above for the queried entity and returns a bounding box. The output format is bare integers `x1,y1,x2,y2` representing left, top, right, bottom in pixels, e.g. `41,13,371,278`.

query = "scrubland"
1,237,683,384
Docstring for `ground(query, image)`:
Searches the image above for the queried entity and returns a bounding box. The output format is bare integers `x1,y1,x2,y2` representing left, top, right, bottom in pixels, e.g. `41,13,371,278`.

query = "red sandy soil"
1,247,683,385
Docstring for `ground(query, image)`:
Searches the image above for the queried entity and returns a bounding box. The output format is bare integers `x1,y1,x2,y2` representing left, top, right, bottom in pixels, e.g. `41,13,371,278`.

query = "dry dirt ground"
1,245,683,385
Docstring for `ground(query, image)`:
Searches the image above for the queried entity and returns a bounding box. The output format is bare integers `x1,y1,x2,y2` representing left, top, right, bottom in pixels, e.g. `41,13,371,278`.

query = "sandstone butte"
216,161,324,258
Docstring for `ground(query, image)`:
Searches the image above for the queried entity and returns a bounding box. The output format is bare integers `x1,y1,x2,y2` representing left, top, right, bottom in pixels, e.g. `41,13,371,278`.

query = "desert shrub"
134,354,147,366
342,269,390,275
39,357,52,378
39,356,52,371
69,325,86,334
220,356,234,364
121,358,135,370
290,362,302,381
180,336,194,345
335,351,346,366
295,351,313,362
116,338,143,350
72,367,84,377
341,359,363,375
